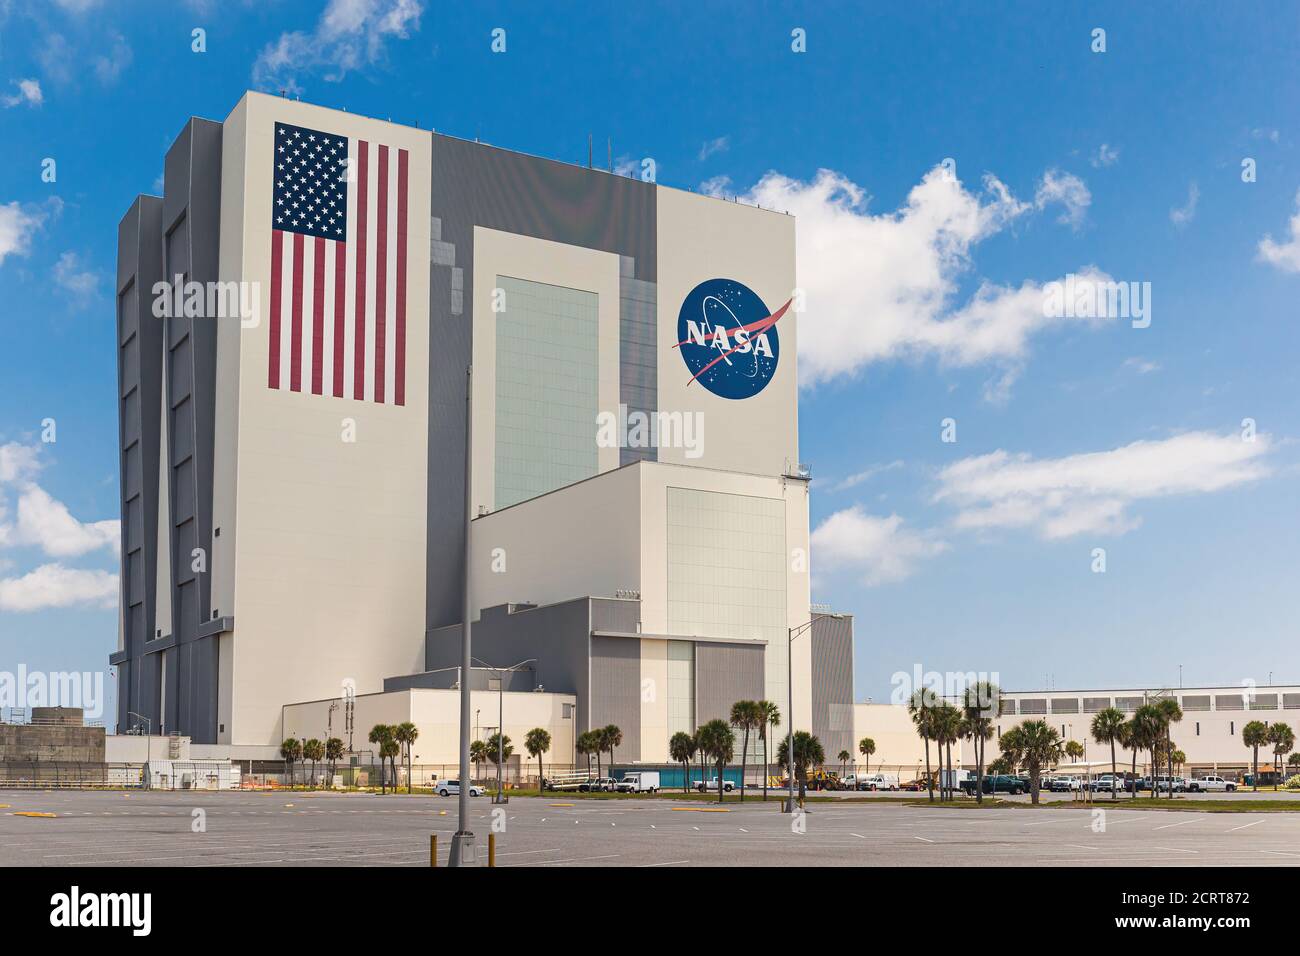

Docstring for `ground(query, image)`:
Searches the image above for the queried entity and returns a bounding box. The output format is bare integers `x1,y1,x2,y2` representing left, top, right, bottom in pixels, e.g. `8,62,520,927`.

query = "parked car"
579,777,618,792
695,776,738,793
615,771,660,793
1046,776,1079,792
1090,774,1128,793
1154,775,1187,793
855,773,900,791
436,780,483,797
958,774,1026,795
1186,774,1236,793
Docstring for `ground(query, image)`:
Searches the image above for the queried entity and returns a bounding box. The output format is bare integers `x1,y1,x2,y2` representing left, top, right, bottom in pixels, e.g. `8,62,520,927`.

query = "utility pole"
450,365,477,867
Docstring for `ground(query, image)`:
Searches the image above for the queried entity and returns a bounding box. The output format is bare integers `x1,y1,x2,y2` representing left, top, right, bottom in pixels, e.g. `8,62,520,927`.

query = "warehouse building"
111,91,853,768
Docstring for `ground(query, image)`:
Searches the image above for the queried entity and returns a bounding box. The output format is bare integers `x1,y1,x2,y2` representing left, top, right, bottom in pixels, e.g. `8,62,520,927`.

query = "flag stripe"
374,144,389,404
353,140,369,401
311,236,326,394
333,240,346,397
268,232,284,389
290,232,305,392
395,148,408,406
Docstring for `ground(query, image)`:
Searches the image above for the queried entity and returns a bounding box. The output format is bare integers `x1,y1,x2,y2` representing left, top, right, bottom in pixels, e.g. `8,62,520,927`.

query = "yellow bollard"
430,834,437,867
488,832,496,867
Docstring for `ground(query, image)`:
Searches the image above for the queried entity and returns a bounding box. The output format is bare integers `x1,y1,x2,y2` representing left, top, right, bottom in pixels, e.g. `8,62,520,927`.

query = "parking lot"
3,789,1300,867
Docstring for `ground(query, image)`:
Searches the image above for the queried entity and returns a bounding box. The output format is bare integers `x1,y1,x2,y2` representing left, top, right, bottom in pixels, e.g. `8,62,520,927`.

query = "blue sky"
1,1,1298,724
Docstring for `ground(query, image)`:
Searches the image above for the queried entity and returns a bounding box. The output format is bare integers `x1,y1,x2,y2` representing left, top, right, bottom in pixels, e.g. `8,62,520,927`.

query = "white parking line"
1227,819,1265,832
1153,816,1205,830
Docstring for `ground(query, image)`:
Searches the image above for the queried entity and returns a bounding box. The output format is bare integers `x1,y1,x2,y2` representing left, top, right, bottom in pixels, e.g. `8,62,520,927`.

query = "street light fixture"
473,656,536,804
783,612,844,813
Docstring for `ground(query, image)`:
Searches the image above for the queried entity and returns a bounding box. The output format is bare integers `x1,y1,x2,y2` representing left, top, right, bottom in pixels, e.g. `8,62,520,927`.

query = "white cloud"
829,459,904,491
698,136,729,161
52,0,103,11
0,443,118,558
0,563,117,612
1170,181,1199,227
1122,357,1161,374
1251,128,1280,143
2,78,43,108
3,483,119,557
698,174,732,198
934,430,1273,540
0,201,43,265
1257,188,1300,273
0,442,41,482
92,32,133,85
812,506,948,586
253,0,423,91
1091,143,1120,168
1034,168,1091,229
52,250,99,306
741,166,1114,392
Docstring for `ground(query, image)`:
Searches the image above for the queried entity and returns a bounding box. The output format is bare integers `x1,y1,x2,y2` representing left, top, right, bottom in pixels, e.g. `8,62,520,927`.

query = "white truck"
851,773,900,791
695,776,738,793
616,771,660,793
1186,774,1237,793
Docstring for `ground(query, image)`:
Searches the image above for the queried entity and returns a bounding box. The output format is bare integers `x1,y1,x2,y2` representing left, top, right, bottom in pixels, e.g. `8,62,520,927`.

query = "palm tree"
759,701,780,802
368,724,394,792
776,731,825,803
380,737,400,789
962,681,999,803
1242,721,1269,791
858,737,876,777
1269,723,1295,792
933,702,963,801
1118,719,1140,799
729,700,761,801
1156,697,1183,799
837,750,851,778
524,727,552,791
1132,704,1165,800
669,731,695,794
394,721,418,793
302,738,324,785
470,739,490,783
1091,707,1126,800
484,732,513,768
325,737,344,782
998,719,1061,804
280,738,302,786
907,688,939,802
1064,740,1084,765
1288,752,1300,779
599,725,622,775
696,719,736,804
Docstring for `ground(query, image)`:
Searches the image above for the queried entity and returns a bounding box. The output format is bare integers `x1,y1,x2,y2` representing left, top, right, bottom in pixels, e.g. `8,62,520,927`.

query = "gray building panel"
590,636,641,763
115,195,164,734
811,614,854,764
426,135,658,631
694,641,765,728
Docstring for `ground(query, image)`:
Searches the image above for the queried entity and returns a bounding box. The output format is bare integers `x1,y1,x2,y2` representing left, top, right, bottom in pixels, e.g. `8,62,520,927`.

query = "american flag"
268,121,409,405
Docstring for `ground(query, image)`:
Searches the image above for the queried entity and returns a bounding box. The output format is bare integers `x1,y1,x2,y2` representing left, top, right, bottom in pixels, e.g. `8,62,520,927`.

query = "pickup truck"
1154,775,1187,793
579,777,618,792
695,777,738,793
1089,774,1127,793
1185,775,1236,793
958,774,1027,795
853,773,900,791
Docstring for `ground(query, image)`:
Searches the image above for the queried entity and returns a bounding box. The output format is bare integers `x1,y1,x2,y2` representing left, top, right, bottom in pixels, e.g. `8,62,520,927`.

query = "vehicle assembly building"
111,91,854,767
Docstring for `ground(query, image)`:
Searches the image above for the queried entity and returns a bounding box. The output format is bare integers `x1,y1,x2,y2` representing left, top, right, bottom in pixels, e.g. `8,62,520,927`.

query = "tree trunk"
925,736,934,803
762,729,769,802
718,760,725,804
1110,740,1118,800
975,735,984,804
740,728,749,802
1130,748,1137,799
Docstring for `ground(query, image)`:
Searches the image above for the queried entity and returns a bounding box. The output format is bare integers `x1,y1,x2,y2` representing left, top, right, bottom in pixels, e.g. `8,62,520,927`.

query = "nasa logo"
675,278,791,400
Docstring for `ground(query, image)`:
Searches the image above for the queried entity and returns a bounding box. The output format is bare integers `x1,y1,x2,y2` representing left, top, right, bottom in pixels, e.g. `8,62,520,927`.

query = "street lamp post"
450,365,476,867
473,657,536,804
783,613,842,813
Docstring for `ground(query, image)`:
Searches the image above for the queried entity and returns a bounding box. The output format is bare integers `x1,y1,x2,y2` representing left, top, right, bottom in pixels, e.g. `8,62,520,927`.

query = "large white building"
111,91,854,767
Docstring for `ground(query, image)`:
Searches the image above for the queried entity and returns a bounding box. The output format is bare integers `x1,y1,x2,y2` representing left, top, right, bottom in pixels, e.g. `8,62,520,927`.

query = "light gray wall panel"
590,636,641,763
695,642,765,728
811,614,854,764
